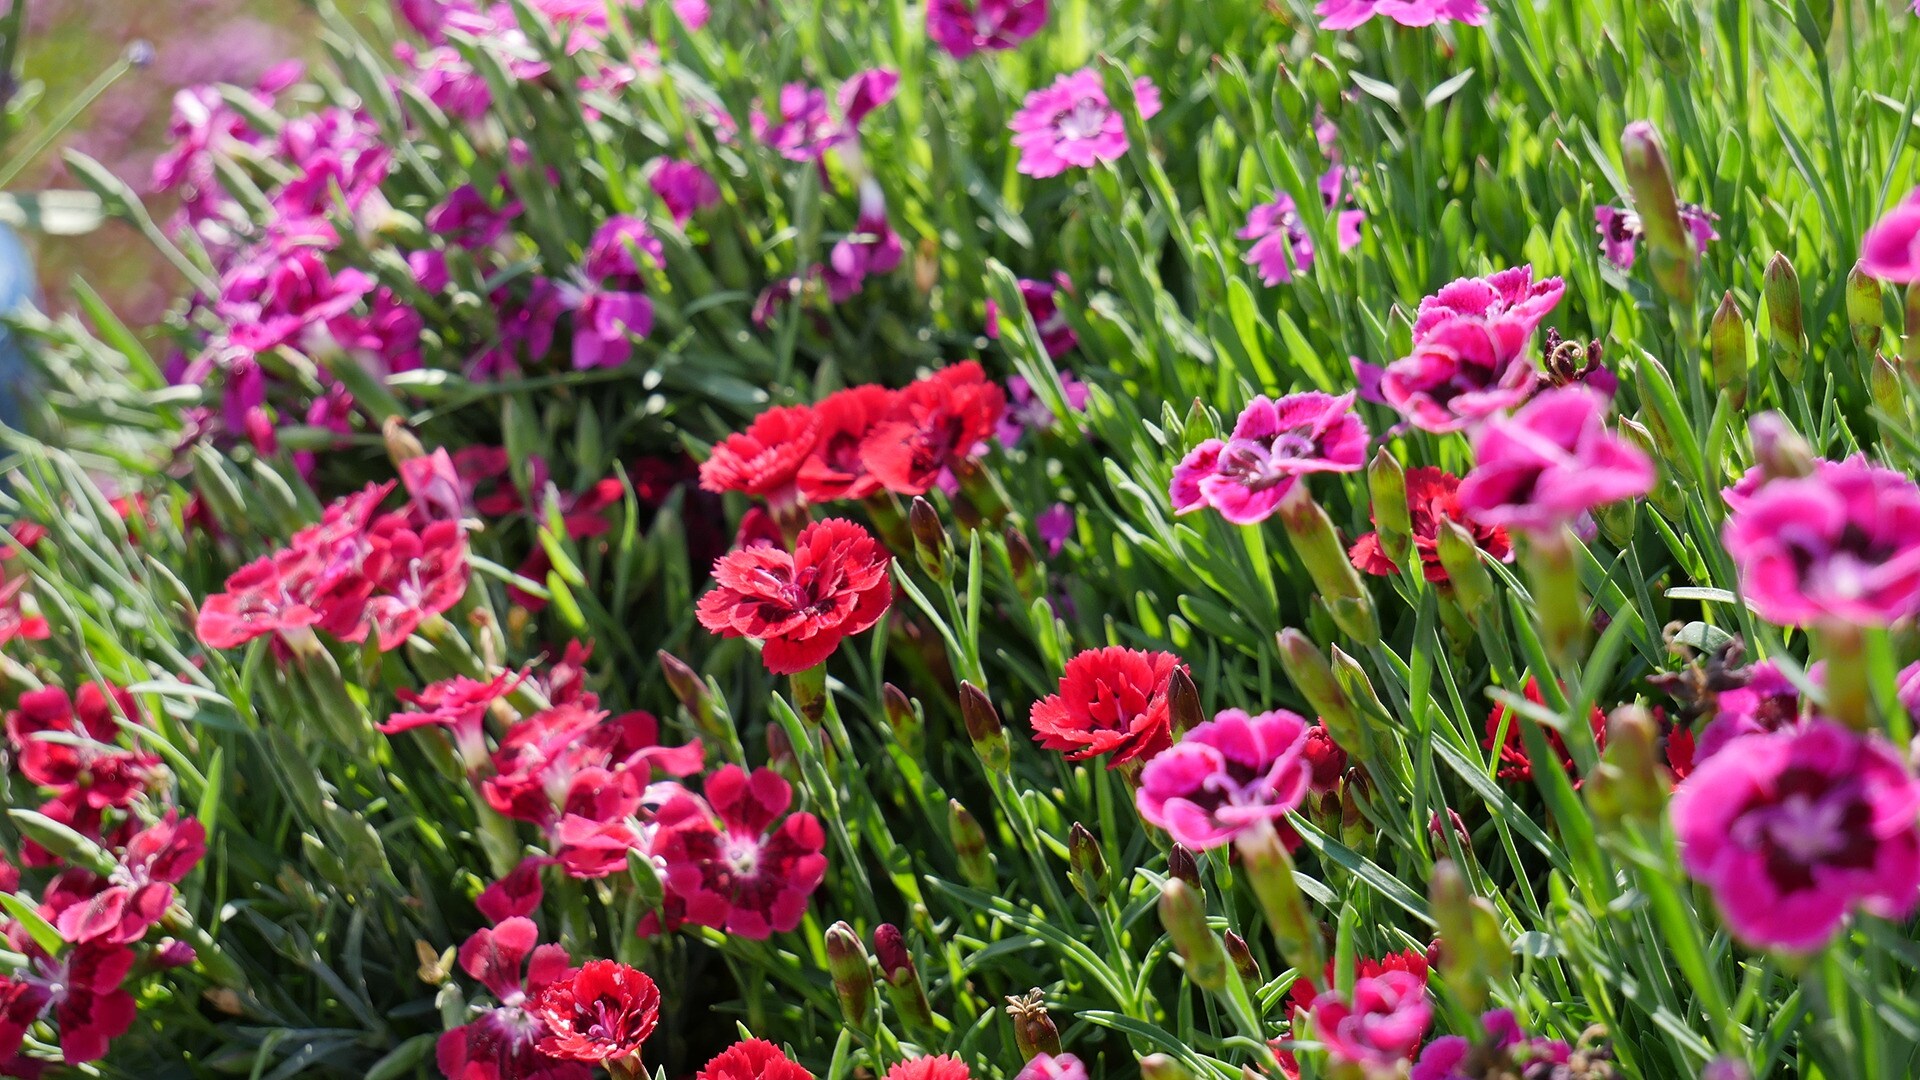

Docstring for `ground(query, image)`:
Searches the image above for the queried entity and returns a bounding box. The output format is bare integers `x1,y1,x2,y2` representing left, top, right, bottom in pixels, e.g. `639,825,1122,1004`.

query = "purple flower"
1410,1009,1571,1080
838,69,900,128
1170,392,1369,525
1861,187,1920,283
1457,386,1655,535
327,288,424,375
1009,69,1160,178
752,84,845,163
1036,503,1074,556
986,276,1078,359
428,184,522,250
562,216,663,370
272,108,391,220
1013,1054,1086,1080
582,215,664,284
1311,971,1431,1067
1238,168,1366,286
402,44,494,121
650,160,721,225
1315,0,1486,29
997,370,1090,446
1698,661,1806,762
822,180,904,303
1722,456,1920,627
926,0,1047,57
216,221,374,358
1595,203,1719,270
1135,707,1312,850
1672,719,1920,952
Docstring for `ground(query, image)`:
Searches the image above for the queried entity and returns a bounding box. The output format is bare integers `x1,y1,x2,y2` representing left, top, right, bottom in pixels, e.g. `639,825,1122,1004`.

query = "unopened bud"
1236,822,1323,979
1587,706,1666,825
1615,418,1684,521
1428,860,1507,1014
1339,767,1370,851
790,663,827,724
1850,261,1885,351
1140,1056,1195,1080
383,416,427,464
1434,521,1496,620
1168,843,1201,889
826,921,875,1028
1621,120,1694,305
1428,807,1469,851
1223,930,1261,985
658,650,716,730
1159,880,1229,990
909,497,952,582
1873,351,1904,415
949,800,994,887
1277,486,1377,645
1167,667,1205,737
1764,252,1805,380
1749,412,1814,482
959,681,1010,772
883,683,922,757
1006,524,1043,601
1367,447,1411,571
1709,292,1747,408
1005,990,1062,1060
1906,282,1920,372
1069,823,1109,904
1277,629,1364,752
874,924,936,1032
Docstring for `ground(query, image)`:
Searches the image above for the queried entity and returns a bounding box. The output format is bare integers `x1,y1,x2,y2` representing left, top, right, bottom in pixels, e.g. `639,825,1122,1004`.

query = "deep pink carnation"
1697,661,1806,762
926,0,1046,57
1311,970,1432,1066
1239,168,1365,286
1315,0,1486,29
1169,391,1368,525
1010,69,1161,178
696,518,893,674
1380,313,1539,433
752,84,844,163
438,917,587,1080
1412,266,1565,345
1457,386,1655,535
382,669,524,768
1014,1054,1087,1080
699,404,821,508
1672,719,1920,952
1722,456,1920,627
1136,708,1312,850
1861,187,1920,283
651,160,722,225
530,960,660,1065
1031,647,1187,767
646,765,829,939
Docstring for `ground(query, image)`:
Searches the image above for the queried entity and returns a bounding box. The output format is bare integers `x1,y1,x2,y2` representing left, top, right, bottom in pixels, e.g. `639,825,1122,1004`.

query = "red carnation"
6,684,155,807
644,765,828,939
42,810,206,946
699,404,820,509
1030,647,1187,767
1303,723,1348,793
696,518,892,675
1287,947,1431,1013
885,1056,974,1080
476,856,550,923
439,918,586,1080
860,362,1005,496
531,959,661,1067
0,935,136,1065
699,1039,815,1080
1485,678,1605,783
356,516,471,651
797,384,898,503
0,576,48,647
1348,467,1511,583
382,669,524,769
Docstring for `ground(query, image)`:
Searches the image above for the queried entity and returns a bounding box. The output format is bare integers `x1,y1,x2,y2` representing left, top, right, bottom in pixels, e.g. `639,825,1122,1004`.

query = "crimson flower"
797,384,898,503
42,811,206,946
531,959,661,1065
476,857,550,923
699,404,821,510
5,684,156,810
646,765,828,939
382,668,525,768
698,1039,816,1080
438,918,588,1080
0,576,48,647
859,362,1006,496
1030,647,1188,767
0,934,136,1065
696,518,892,675
482,704,704,828
885,1056,974,1080
1485,678,1605,783
1348,467,1512,583
1288,947,1431,1013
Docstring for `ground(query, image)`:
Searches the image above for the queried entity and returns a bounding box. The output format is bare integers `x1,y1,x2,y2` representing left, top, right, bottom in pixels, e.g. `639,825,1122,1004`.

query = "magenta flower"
1311,971,1431,1067
997,370,1089,446
986,276,1079,359
1036,503,1075,555
1722,456,1920,627
1170,391,1369,525
1135,708,1312,850
1315,0,1486,29
1013,1055,1087,1080
650,160,722,225
838,69,900,127
1412,265,1565,345
752,84,845,163
1672,719,1920,952
1697,661,1806,763
1861,187,1920,283
926,0,1047,57
1595,203,1719,271
1411,1009,1571,1080
1379,314,1538,434
823,179,904,303
1239,167,1365,286
1010,69,1161,178
1457,386,1655,535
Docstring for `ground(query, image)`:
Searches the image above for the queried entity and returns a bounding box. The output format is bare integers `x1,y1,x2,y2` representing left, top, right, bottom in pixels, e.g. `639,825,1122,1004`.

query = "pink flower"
823,180,904,303
1594,203,1718,270
1860,187,1920,283
838,69,900,127
0,937,136,1065
1412,265,1564,343
428,184,522,249
1315,0,1486,29
41,811,206,947
645,766,828,939
1456,386,1655,535
1036,502,1075,555
1239,168,1365,286
926,0,1047,57
752,84,845,163
1672,719,1920,952
986,276,1079,360
1009,69,1160,178
1380,313,1539,433
477,857,550,923
1169,391,1369,525
439,918,590,1080
1136,708,1312,850
1031,647,1187,767
1013,1055,1087,1080
215,222,375,358
1311,970,1432,1067
482,704,703,828
1722,456,1920,627
997,369,1089,446
382,669,524,768
650,160,721,225
1697,661,1806,762
1411,1009,1571,1080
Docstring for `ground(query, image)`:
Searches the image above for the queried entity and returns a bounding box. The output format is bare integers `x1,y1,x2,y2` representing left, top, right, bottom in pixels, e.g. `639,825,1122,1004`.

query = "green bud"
1621,120,1694,306
1586,706,1667,826
1428,860,1508,1015
1139,1056,1196,1080
1236,822,1323,980
1874,351,1905,416
658,650,716,733
1434,521,1496,622
1616,418,1684,522
959,681,1011,772
1593,498,1636,548
1749,411,1815,481
1709,292,1748,408
1765,253,1806,380
1366,447,1412,571
1849,261,1884,352
1816,622,1872,731
949,800,994,887
1223,930,1261,986
1167,666,1205,737
1005,990,1062,1060
1277,486,1377,645
1159,880,1229,991
909,497,952,582
826,921,876,1028
1069,822,1109,905
1005,524,1043,602
1527,530,1588,666
1276,629,1364,752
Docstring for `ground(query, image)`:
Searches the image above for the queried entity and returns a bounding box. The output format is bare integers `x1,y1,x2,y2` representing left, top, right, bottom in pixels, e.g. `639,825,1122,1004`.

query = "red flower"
645,765,828,939
1303,723,1348,793
1030,647,1187,767
885,1056,973,1080
1484,678,1606,783
482,704,703,827
860,362,1005,495
195,483,392,649
797,385,898,503
382,668,524,768
699,1039,815,1080
1348,467,1512,583
42,811,206,946
439,918,588,1080
0,935,136,1065
1286,947,1431,1013
0,576,48,647
531,959,661,1065
5,684,157,809
477,857,550,923
696,518,892,675
699,404,821,508
356,516,471,651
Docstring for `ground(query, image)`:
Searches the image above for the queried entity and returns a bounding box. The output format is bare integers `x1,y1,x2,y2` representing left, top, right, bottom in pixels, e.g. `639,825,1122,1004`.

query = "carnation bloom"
797,384,899,503
438,918,589,1080
1410,1009,1572,1080
1380,314,1539,433
699,404,821,509
1238,168,1366,286
1349,467,1512,583
1169,391,1369,525
5,684,155,810
0,936,137,1065
382,669,524,768
647,765,829,938
651,160,721,225
1014,1054,1087,1080
477,857,549,923
1412,265,1565,344
1484,678,1605,783
1721,456,1920,627
1315,0,1486,29
1009,69,1161,178
926,0,1047,57
752,84,844,163
41,811,207,947
482,704,703,829
1136,708,1313,849
699,1039,815,1080
1671,719,1920,952
1457,386,1655,535
986,276,1079,360
1860,187,1920,283
1031,647,1188,767
696,518,892,674
860,362,1007,496
838,69,900,127
1697,661,1806,762
1288,948,1431,1013
1594,203,1718,270
1311,970,1432,1067
531,959,661,1065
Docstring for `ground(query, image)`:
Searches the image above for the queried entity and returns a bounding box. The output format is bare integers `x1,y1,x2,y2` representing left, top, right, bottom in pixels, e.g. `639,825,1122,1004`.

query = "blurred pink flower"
926,0,1047,57
753,83,845,163
1861,187,1920,283
838,69,900,127
822,180,903,303
1457,386,1654,535
1238,167,1365,286
650,160,721,225
1010,69,1160,178
1311,970,1431,1067
1315,0,1486,29
986,275,1078,359
1722,456,1920,627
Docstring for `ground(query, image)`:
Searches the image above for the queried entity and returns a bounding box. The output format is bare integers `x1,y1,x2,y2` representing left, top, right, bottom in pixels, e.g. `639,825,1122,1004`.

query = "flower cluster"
1380,266,1565,434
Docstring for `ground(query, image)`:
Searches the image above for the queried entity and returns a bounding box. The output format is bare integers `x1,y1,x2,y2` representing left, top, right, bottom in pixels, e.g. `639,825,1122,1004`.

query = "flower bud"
1621,120,1694,305
1069,822,1109,904
1277,486,1377,645
1850,261,1885,351
1005,990,1062,1060
1748,411,1815,482
826,921,876,1028
874,924,936,1031
1873,351,1905,416
1167,667,1205,737
883,683,922,757
959,681,1010,772
1223,930,1261,986
1765,252,1806,380
1709,292,1747,408
1139,1055,1194,1080
1159,879,1229,991
1277,629,1364,752
1236,821,1323,979
1434,521,1497,624
1168,843,1201,889
1006,524,1043,601
1339,766,1371,852
1615,418,1684,522
382,416,427,465
949,799,994,887
909,497,952,582
1428,860,1507,1014
1586,705,1666,826
1527,531,1587,665
1367,447,1412,571
658,650,716,731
